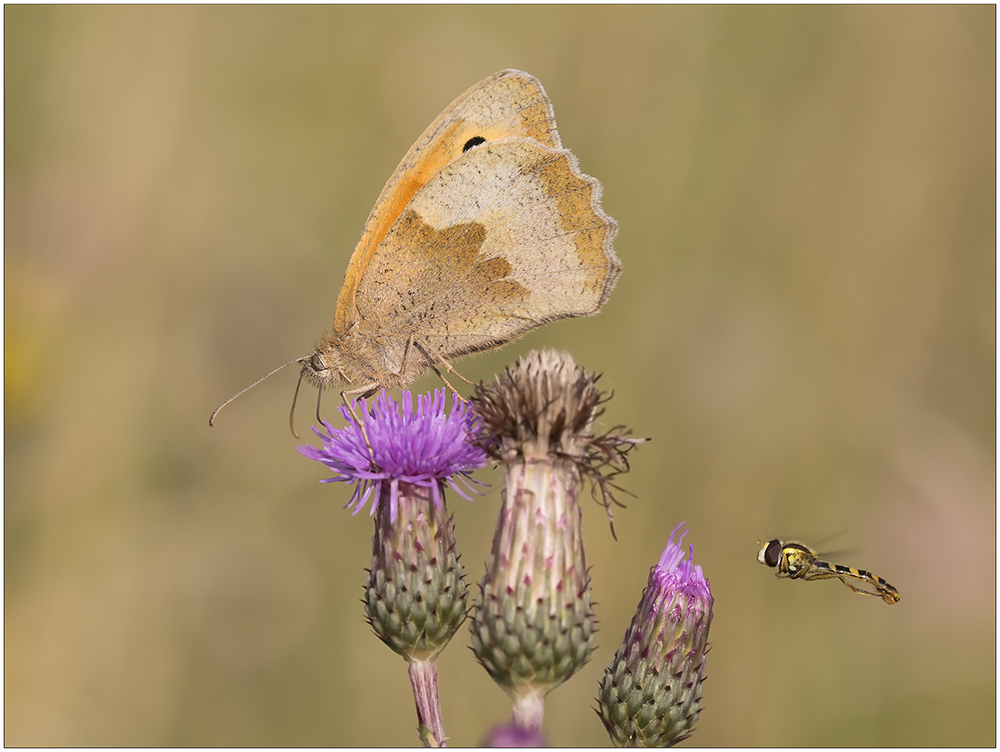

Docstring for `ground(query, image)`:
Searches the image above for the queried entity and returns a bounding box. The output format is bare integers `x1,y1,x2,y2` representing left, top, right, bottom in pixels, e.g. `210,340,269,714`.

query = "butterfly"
211,69,620,433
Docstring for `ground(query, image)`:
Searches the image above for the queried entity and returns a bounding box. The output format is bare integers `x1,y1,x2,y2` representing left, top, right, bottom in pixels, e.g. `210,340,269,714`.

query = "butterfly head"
300,342,347,392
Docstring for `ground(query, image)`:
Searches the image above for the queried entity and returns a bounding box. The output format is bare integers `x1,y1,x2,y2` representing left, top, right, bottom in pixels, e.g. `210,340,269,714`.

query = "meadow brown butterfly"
210,69,620,431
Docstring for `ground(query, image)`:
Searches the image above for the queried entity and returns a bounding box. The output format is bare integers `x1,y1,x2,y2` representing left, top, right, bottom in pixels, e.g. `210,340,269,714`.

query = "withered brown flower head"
471,348,645,536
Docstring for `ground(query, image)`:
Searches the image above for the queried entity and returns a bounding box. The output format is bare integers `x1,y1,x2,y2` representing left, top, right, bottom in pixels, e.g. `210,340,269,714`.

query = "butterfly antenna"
209,357,304,428
288,368,307,439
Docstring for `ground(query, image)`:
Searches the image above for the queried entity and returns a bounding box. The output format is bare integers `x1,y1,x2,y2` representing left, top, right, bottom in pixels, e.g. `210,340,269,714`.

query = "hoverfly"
757,538,900,604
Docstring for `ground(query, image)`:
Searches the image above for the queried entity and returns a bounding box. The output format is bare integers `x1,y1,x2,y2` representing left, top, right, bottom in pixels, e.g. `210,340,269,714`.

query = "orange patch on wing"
335,119,473,331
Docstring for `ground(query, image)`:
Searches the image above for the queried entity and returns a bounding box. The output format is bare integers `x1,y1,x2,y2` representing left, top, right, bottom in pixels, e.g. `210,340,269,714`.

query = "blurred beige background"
5,6,994,747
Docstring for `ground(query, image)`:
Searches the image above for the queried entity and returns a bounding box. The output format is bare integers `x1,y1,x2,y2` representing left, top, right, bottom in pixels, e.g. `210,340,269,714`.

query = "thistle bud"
597,523,714,747
365,480,467,661
470,349,641,732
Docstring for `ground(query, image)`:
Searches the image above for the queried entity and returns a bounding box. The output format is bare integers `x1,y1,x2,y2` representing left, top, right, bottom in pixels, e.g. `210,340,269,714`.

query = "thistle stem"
409,659,446,747
511,690,545,733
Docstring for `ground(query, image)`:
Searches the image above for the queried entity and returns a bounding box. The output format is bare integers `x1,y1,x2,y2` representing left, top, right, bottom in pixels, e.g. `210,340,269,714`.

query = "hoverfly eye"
764,540,783,568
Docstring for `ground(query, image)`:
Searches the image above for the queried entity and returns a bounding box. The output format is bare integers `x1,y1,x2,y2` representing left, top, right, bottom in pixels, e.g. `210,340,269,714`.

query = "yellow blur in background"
5,6,994,746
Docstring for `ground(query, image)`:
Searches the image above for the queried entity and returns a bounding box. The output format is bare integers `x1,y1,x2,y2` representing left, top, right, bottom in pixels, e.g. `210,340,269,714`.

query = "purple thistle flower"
298,389,487,522
597,521,714,746
652,522,713,616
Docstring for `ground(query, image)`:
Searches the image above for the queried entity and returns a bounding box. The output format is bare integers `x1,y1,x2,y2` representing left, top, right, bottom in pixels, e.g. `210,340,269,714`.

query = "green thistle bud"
597,523,714,747
364,481,468,660
470,349,641,731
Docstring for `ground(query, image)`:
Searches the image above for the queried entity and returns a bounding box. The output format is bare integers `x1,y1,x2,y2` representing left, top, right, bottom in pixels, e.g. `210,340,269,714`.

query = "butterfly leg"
340,383,379,461
402,335,473,395
430,365,463,397
416,337,476,387
396,333,465,389
438,361,476,387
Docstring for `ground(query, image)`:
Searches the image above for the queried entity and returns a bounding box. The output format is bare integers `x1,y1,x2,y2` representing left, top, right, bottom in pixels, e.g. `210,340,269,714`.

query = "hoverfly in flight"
757,538,900,604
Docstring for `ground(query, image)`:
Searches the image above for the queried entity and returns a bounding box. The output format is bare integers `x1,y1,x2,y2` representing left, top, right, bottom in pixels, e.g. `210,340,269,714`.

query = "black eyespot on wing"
462,136,487,152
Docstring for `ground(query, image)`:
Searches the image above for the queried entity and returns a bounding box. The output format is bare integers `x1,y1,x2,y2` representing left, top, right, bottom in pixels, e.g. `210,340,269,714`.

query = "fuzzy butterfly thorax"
303,326,426,393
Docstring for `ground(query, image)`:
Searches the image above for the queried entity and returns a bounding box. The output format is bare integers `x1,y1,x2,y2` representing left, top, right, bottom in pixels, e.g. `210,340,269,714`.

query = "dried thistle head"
469,350,644,733
471,348,645,536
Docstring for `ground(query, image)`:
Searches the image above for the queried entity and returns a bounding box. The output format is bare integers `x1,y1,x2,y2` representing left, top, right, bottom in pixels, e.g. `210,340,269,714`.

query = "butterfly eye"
310,353,328,373
462,136,486,152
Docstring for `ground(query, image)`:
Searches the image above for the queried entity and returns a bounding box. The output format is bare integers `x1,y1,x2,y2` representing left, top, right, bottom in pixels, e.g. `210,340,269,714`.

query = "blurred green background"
5,6,995,747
